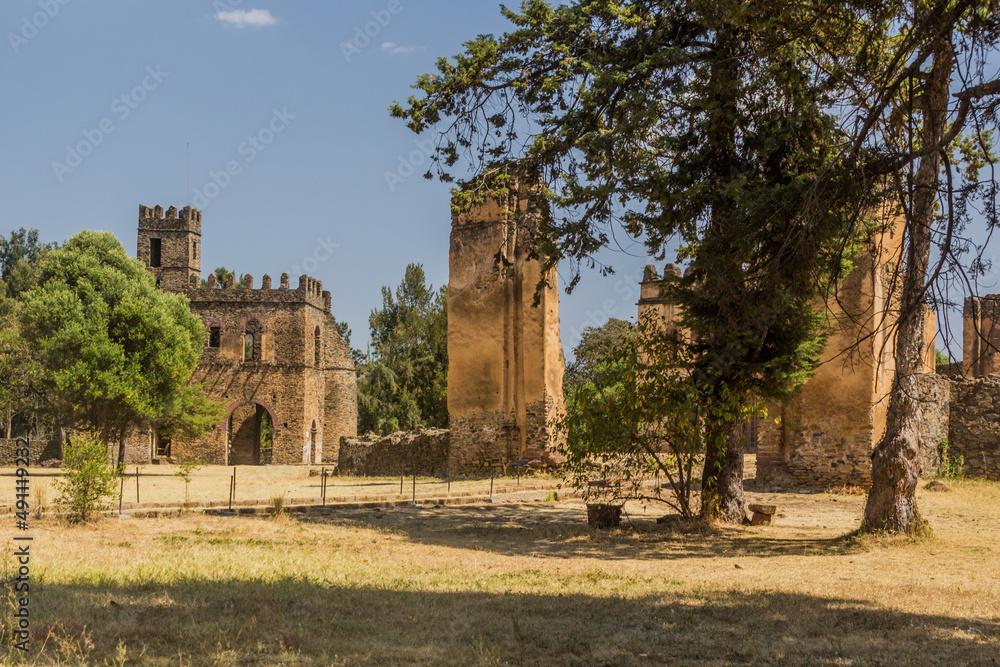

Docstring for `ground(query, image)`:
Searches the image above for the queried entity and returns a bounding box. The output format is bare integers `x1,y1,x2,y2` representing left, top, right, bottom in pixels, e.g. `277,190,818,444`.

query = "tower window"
209,325,221,348
244,319,262,361
193,240,199,260
150,238,162,267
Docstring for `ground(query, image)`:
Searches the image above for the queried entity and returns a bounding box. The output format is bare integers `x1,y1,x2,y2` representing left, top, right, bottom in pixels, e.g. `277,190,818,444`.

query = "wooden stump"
587,503,622,529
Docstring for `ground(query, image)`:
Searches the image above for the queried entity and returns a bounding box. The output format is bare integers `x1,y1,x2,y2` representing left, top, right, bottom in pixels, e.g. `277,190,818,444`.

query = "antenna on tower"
186,142,190,206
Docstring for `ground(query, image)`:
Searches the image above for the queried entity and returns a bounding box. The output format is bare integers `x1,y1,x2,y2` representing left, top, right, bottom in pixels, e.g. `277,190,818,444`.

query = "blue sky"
2,1,988,360
0,0,655,357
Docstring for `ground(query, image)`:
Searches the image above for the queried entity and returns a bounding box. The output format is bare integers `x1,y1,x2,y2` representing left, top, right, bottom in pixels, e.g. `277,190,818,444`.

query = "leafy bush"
558,313,756,519
938,438,965,480
174,459,206,505
55,435,119,522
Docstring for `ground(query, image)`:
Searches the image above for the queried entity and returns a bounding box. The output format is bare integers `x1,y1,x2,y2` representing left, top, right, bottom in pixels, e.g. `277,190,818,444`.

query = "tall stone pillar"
447,186,565,473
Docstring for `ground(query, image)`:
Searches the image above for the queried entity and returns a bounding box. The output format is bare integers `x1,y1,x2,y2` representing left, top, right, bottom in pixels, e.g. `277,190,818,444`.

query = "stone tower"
447,186,565,472
137,204,201,291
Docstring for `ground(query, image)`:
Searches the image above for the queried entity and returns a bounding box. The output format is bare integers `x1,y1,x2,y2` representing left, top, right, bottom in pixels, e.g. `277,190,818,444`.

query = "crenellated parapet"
138,204,202,233
183,273,331,312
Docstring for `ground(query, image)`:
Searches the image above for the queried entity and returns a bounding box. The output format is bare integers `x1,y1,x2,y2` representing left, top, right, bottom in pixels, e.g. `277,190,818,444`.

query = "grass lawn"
2,478,998,665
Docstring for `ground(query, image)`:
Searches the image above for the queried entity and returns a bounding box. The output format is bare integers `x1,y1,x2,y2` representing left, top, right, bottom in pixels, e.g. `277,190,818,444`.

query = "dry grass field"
1,474,998,665
0,465,557,512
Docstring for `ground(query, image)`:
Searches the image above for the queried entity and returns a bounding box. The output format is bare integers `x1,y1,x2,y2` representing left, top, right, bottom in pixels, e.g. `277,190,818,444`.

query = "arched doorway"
228,403,272,465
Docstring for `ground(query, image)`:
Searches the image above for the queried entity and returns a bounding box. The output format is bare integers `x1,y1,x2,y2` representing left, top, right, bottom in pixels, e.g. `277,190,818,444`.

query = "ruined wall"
963,294,1000,378
947,377,1000,479
338,429,450,477
447,188,565,473
136,205,201,292
757,218,904,488
0,439,61,466
914,373,951,476
128,205,357,465
168,275,355,465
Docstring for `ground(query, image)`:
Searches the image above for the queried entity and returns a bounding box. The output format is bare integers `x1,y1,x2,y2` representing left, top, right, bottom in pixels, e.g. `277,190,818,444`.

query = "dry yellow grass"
2,478,998,665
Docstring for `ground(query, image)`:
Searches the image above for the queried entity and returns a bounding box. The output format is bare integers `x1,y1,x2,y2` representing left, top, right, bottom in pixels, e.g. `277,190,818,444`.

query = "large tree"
854,1,1000,533
392,0,893,522
19,231,221,464
358,263,448,435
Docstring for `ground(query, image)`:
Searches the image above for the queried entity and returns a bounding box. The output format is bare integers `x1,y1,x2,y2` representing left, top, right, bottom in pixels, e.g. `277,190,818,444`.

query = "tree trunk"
117,435,126,469
700,420,746,523
861,35,952,534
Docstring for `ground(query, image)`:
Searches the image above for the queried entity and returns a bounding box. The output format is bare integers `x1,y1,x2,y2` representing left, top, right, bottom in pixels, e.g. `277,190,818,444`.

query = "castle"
126,204,357,465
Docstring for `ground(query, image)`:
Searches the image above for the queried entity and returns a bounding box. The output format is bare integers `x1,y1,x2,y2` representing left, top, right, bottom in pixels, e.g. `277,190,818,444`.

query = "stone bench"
748,503,777,526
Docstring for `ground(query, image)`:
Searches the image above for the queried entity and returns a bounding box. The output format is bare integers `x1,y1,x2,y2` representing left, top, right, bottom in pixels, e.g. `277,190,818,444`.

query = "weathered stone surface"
338,429,450,477
963,294,1000,378
747,503,776,515
947,376,1000,479
126,205,357,465
914,373,950,476
755,221,913,488
0,438,60,466
447,186,565,473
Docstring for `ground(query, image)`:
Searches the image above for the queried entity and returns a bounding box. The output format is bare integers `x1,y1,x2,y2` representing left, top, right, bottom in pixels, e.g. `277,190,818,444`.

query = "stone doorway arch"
225,400,278,465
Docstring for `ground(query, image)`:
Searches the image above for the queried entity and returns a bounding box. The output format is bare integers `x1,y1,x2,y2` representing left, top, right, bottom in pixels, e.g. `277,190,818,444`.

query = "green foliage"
935,349,951,366
937,439,965,480
564,318,637,398
358,264,448,435
174,459,206,504
559,312,756,519
260,411,274,451
391,0,899,519
335,320,365,366
200,267,248,289
19,231,222,462
0,227,57,302
55,434,119,522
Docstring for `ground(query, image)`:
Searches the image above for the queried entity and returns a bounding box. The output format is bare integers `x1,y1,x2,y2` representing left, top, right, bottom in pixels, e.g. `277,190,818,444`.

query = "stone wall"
756,234,902,488
0,438,61,466
338,429,450,477
127,205,358,466
948,377,1000,479
447,186,565,473
914,373,950,476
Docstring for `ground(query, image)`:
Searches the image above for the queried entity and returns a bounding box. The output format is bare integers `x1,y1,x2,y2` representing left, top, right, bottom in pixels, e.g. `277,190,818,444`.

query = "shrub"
938,438,965,480
174,459,206,505
55,435,119,522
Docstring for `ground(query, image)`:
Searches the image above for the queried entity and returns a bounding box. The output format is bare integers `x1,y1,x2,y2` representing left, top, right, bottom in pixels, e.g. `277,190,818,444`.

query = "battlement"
184,272,331,312
138,204,202,231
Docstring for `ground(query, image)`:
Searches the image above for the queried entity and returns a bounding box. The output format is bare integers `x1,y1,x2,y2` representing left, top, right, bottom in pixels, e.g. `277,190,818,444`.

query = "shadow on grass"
291,503,863,561
13,579,999,665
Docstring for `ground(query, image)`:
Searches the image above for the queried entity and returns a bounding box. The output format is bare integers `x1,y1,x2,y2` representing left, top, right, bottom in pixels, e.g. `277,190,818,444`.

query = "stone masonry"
447,186,565,473
130,204,357,465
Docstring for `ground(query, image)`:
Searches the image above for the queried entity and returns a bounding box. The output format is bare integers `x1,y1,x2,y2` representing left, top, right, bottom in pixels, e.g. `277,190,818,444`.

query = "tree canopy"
19,230,222,463
391,0,896,521
358,263,448,435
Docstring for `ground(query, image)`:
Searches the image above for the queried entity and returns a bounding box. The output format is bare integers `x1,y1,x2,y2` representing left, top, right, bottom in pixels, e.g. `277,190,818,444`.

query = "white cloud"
381,41,421,55
215,9,278,28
